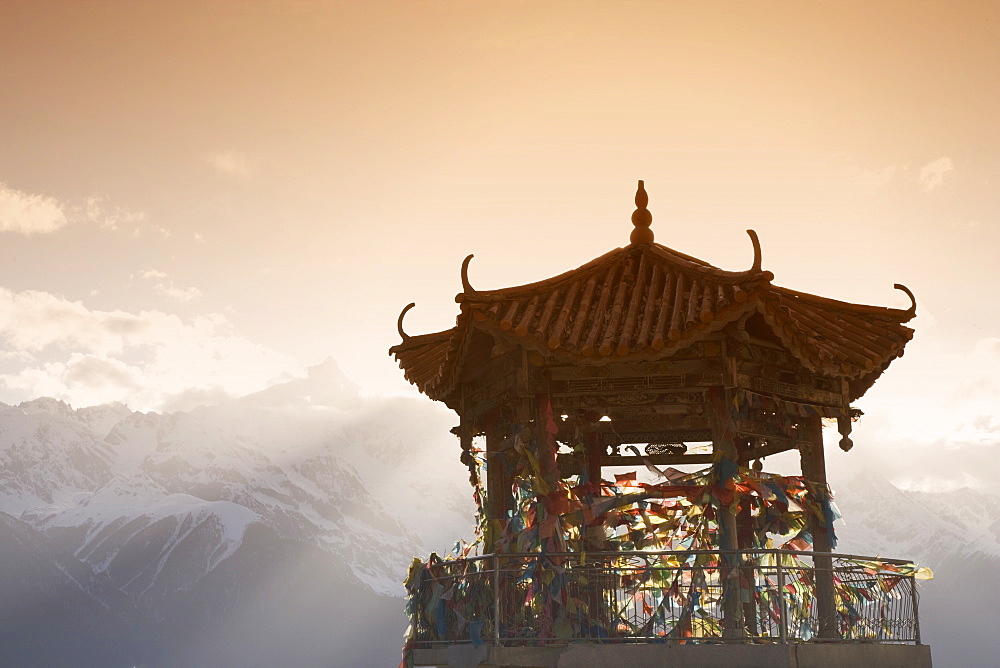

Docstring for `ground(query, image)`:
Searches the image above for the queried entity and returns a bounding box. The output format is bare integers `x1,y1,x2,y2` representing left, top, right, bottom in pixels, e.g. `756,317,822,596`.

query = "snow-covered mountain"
0,510,145,667
835,471,1000,561
0,359,476,667
1,360,996,665
834,471,1000,666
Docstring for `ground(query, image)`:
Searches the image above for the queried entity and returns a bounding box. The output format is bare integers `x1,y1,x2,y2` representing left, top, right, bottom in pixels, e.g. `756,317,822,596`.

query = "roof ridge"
455,246,629,303
770,284,915,321
388,327,455,355
458,242,773,306
645,243,773,283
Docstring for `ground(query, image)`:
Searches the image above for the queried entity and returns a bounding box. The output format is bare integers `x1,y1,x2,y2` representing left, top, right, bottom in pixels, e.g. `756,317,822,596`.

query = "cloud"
154,283,203,302
832,335,1000,492
947,219,981,231
128,225,173,239
62,354,143,391
138,269,202,303
855,165,898,191
205,150,255,179
81,194,146,230
0,288,136,355
918,157,955,192
237,357,361,410
837,156,959,195
0,287,303,411
0,182,69,234
0,182,148,235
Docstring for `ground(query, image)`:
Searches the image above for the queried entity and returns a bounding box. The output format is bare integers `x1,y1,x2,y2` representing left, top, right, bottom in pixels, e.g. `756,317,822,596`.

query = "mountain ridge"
0,369,995,664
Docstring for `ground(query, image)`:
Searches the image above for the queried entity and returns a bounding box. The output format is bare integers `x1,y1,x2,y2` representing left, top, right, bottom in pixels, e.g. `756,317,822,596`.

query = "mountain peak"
238,357,361,410
17,397,74,415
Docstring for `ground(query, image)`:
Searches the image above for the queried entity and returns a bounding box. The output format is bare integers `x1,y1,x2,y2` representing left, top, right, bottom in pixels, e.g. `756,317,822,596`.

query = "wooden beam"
599,453,714,467
742,439,799,461
569,418,712,447
736,373,842,405
594,442,795,473
547,358,715,381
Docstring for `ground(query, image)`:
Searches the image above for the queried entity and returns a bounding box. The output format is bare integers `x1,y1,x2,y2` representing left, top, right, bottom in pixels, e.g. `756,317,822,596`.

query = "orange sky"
1,1,998,486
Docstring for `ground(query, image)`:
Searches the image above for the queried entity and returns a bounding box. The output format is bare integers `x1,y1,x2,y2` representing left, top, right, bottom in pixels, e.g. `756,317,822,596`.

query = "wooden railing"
403,549,924,647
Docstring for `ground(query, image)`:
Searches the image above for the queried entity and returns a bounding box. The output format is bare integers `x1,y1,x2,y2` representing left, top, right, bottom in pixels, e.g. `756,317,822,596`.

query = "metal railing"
405,550,921,647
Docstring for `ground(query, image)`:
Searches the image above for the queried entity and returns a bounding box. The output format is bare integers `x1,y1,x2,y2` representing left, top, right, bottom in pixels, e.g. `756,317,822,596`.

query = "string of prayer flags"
401,420,927,650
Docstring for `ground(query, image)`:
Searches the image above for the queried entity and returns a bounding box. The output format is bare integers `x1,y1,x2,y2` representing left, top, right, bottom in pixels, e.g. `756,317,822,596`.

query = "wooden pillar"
458,415,477,488
534,395,559,481
799,416,837,639
708,387,743,638
484,412,513,552
581,410,603,484
581,411,606,551
584,433,602,486
734,438,760,637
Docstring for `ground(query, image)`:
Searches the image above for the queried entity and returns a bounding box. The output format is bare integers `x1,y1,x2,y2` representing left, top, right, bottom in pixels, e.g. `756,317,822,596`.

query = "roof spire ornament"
630,180,654,245
461,254,475,294
894,283,917,319
746,229,762,273
396,302,415,343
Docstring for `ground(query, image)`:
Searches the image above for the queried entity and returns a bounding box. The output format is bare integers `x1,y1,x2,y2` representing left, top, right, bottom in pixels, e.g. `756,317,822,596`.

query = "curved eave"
770,285,916,323
388,327,466,405
757,286,914,400
391,243,916,407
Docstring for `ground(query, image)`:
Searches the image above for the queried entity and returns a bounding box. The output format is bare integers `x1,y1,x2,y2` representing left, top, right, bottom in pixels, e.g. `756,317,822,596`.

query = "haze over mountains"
835,473,1000,667
0,359,994,666
0,359,473,667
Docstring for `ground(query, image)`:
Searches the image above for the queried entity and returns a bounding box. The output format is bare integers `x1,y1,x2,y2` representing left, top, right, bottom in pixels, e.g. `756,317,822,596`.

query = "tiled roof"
759,285,914,399
389,182,915,404
390,323,461,402
457,243,773,359
390,240,914,404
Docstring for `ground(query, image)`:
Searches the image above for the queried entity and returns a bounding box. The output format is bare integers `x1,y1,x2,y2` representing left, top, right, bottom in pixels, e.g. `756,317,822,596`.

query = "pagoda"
391,182,931,667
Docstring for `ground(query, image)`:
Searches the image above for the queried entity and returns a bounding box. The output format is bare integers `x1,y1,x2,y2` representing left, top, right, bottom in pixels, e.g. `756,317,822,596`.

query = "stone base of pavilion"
411,642,932,668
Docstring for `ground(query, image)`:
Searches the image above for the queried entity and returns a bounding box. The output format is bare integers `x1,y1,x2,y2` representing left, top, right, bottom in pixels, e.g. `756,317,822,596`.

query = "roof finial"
397,302,415,342
746,229,762,273
630,180,654,245
894,284,917,319
461,254,475,294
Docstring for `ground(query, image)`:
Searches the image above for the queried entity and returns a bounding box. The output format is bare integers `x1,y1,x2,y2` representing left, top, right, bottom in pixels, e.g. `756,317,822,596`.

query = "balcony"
404,549,931,667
